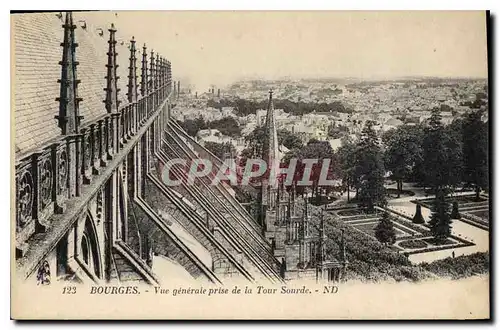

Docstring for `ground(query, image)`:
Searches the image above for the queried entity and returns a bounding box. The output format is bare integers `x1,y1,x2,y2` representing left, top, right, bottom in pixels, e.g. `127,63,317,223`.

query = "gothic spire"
166,60,171,88
263,89,279,187
103,23,120,113
155,53,160,91
157,57,161,87
164,59,167,86
164,58,168,86
149,49,155,91
260,89,280,211
126,36,138,103
55,12,83,135
140,44,148,97
159,57,164,86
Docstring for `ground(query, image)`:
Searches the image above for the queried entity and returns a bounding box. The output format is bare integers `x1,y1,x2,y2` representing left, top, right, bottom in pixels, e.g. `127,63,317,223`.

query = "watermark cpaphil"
158,158,339,187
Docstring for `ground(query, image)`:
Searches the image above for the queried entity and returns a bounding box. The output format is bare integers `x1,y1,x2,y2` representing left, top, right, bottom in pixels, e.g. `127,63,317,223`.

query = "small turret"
126,36,138,103
55,12,83,134
140,43,148,97
103,23,120,113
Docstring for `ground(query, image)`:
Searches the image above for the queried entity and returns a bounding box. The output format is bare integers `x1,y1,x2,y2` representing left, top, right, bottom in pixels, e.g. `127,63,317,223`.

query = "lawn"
413,195,488,210
351,219,421,240
352,222,377,237
392,222,421,237
423,237,456,246
467,209,490,221
399,239,429,249
350,221,407,238
337,209,381,217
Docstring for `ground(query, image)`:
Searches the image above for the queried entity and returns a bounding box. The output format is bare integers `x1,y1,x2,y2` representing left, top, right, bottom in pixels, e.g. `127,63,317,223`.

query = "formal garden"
300,203,487,282
412,194,488,210
330,205,475,256
412,194,489,230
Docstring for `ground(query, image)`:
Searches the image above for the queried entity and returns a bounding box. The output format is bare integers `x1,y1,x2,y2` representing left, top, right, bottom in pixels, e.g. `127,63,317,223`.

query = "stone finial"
159,57,164,86
149,49,155,91
163,58,167,85
140,43,148,96
55,12,83,135
166,60,172,88
155,53,160,90
103,23,120,113
126,36,138,103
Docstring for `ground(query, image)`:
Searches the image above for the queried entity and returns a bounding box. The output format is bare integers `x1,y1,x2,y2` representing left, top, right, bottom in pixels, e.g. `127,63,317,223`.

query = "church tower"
260,89,280,227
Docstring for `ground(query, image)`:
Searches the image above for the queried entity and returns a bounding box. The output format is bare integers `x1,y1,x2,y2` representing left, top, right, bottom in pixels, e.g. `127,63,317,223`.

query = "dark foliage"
374,212,397,246
451,201,461,219
429,189,452,242
209,98,353,117
412,204,425,224
420,252,489,279
356,121,386,211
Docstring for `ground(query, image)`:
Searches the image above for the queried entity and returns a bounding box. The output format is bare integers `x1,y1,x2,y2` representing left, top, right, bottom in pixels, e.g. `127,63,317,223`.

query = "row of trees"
377,108,487,243
336,120,386,211
207,98,353,116
382,108,488,201
177,116,242,138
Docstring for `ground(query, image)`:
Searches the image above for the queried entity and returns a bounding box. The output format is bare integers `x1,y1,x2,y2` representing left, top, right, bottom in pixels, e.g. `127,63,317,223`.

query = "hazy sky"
88,11,488,91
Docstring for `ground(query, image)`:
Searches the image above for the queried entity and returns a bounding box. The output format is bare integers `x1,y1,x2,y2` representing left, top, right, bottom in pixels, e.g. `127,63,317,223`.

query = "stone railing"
15,81,172,254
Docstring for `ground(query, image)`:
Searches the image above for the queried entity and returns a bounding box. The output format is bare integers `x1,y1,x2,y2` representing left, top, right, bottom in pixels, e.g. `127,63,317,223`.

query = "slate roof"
12,12,138,156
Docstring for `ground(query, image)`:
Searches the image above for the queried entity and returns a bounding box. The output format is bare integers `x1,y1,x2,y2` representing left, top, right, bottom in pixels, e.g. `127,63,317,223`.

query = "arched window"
80,214,102,279
81,234,89,265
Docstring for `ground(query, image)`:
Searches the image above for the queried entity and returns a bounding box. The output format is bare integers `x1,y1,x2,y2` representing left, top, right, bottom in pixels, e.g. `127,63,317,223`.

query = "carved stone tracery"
39,158,53,209
17,170,34,228
58,150,68,195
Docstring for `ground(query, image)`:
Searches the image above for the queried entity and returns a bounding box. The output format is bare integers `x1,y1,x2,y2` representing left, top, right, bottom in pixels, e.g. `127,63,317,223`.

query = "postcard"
11,10,490,320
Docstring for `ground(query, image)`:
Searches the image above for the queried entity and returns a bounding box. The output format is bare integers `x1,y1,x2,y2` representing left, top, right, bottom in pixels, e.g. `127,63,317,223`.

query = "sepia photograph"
10,9,490,320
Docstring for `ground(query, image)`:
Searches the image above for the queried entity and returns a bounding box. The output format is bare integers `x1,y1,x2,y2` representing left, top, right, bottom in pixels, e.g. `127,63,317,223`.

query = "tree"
383,125,424,197
412,204,425,224
422,108,463,195
336,141,359,202
451,201,461,219
444,120,464,190
204,141,236,160
375,212,396,246
246,127,304,158
237,147,253,169
278,129,303,151
327,122,349,139
178,116,207,137
463,110,488,200
429,189,452,243
245,126,266,158
356,121,386,212
422,108,447,193
209,116,242,138
295,139,337,200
